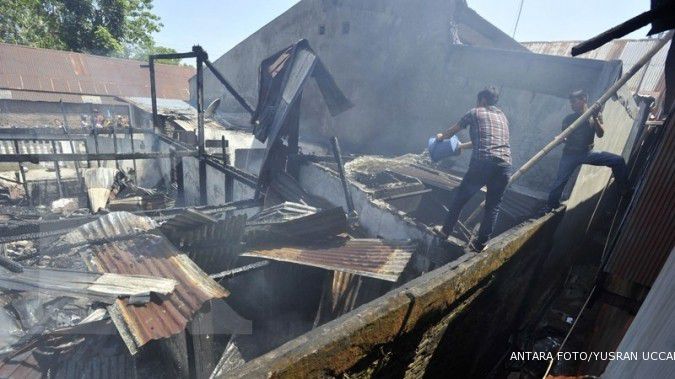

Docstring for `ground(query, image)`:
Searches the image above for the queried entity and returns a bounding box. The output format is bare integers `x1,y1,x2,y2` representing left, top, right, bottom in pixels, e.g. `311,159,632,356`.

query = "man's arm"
436,123,462,141
591,114,605,138
459,141,473,151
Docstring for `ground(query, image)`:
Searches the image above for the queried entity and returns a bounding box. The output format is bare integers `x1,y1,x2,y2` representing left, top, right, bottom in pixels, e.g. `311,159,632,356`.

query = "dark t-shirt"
562,112,595,153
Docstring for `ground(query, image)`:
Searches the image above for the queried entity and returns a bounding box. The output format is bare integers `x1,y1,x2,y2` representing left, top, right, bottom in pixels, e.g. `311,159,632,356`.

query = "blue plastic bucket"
428,135,461,162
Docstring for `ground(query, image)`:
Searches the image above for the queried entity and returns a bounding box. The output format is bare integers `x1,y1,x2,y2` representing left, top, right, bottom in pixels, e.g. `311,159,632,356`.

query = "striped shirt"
459,106,511,165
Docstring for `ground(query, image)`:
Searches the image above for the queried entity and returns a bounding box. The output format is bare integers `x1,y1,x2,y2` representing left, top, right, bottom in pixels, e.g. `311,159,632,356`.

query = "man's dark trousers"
547,150,628,207
443,159,511,246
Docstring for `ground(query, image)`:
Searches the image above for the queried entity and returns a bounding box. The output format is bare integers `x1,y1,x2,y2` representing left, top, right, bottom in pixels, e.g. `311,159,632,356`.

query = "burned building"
0,1,674,379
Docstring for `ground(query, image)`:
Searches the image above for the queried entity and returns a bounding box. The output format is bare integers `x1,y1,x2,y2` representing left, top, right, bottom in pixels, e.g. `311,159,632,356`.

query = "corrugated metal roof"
603,248,675,379
245,206,348,243
242,238,415,282
58,212,229,353
522,38,669,111
159,208,217,235
0,42,194,100
175,214,247,273
604,114,675,286
0,138,86,155
0,89,124,104
59,211,157,245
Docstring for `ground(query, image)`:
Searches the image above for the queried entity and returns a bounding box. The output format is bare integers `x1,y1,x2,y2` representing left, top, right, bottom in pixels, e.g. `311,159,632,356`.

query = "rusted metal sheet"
604,114,675,287
0,42,193,100
58,212,229,353
523,39,669,112
242,239,415,282
82,236,229,353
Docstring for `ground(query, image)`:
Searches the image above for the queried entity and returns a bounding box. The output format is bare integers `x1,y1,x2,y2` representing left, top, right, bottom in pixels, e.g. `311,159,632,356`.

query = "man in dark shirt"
436,86,511,252
545,90,629,209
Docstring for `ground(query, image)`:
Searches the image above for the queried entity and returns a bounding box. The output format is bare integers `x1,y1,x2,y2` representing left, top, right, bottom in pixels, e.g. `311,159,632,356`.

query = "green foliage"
0,0,164,58
125,43,182,65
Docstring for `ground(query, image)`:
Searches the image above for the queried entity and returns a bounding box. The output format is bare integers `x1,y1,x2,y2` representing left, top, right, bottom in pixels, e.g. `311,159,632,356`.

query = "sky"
151,0,653,64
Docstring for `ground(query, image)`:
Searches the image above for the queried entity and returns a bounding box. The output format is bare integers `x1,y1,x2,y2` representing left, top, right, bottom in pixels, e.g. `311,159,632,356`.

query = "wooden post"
111,125,120,170
221,137,233,203
196,47,207,205
13,140,30,204
51,140,64,197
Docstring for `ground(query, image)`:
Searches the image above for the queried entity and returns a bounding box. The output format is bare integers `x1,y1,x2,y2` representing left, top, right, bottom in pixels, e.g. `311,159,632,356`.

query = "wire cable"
511,0,525,39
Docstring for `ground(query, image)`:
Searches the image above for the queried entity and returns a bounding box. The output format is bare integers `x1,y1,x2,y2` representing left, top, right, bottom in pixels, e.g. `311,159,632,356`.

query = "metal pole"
128,109,138,176
83,137,92,168
203,59,254,116
51,140,64,197
196,47,207,205
60,100,84,193
111,125,120,170
149,57,159,129
463,31,673,226
330,136,356,216
221,136,233,202
90,104,101,167
13,140,30,204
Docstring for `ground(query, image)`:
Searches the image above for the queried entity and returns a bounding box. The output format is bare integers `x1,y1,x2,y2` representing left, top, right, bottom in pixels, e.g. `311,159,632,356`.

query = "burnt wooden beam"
204,156,258,188
571,4,674,56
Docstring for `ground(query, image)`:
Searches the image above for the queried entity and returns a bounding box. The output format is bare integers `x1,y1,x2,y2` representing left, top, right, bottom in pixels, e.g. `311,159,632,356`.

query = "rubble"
0,5,669,377
50,197,79,215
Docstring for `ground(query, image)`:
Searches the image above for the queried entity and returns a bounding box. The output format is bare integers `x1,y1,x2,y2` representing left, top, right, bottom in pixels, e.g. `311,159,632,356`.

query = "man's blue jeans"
443,159,511,246
547,150,628,207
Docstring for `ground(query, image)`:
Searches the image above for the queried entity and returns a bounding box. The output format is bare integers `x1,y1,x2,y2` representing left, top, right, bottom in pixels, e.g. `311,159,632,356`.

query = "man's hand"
591,114,605,138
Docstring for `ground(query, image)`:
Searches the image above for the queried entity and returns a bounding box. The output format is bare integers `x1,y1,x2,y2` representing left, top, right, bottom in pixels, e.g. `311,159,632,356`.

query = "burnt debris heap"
1,1,674,378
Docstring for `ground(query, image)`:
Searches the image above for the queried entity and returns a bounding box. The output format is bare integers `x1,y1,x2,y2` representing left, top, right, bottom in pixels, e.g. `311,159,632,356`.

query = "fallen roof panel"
0,268,177,304
242,239,415,282
58,212,229,353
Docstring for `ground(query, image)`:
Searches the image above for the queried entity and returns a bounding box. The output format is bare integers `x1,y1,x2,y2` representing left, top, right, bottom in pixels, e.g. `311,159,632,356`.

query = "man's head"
477,86,499,107
569,89,588,113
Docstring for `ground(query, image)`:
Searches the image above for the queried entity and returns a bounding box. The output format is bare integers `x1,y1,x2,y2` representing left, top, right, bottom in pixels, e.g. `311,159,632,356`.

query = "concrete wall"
88,133,172,189
195,0,621,191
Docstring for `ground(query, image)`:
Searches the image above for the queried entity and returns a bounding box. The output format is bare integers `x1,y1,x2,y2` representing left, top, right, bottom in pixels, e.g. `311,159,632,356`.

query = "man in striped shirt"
435,86,512,252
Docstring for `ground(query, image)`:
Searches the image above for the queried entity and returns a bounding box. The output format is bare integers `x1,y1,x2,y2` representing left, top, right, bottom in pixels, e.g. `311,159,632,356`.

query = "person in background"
543,90,630,212
435,86,512,252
